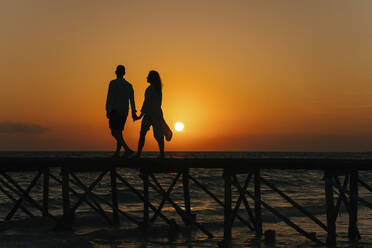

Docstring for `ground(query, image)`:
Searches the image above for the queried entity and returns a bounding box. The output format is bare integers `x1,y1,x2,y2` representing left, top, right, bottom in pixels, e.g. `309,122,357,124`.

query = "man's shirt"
106,78,134,116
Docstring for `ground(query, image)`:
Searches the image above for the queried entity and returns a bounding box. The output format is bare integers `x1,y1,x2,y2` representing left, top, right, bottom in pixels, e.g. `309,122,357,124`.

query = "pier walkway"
0,156,372,247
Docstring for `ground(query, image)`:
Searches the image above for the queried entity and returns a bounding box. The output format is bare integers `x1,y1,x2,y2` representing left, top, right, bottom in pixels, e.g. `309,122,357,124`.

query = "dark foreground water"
0,152,371,247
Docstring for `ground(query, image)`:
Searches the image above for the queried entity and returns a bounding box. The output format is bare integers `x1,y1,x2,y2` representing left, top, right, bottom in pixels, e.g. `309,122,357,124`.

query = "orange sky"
1,1,372,151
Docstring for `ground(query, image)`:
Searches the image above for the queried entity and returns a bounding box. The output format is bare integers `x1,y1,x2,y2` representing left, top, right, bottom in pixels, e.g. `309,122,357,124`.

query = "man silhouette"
106,65,137,157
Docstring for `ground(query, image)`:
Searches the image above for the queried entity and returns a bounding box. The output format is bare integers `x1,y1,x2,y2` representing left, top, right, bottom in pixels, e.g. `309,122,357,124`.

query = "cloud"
0,121,48,134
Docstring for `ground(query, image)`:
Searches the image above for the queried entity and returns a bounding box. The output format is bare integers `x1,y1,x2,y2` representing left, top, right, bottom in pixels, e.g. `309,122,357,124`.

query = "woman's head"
147,70,162,93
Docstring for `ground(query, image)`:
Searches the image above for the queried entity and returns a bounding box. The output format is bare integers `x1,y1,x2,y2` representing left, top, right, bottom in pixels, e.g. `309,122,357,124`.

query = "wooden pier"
0,156,372,247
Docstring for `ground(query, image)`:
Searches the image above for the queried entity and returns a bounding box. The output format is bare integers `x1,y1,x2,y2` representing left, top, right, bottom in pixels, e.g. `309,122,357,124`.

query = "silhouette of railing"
0,157,372,247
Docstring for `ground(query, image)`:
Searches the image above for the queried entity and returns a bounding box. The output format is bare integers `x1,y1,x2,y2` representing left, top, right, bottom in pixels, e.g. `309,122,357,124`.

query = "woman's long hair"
148,70,162,94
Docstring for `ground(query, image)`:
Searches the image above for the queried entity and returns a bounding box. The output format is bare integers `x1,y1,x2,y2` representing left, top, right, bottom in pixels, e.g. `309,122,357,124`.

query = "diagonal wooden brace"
246,186,323,245
116,173,176,228
333,175,361,240
49,173,104,217
188,174,250,229
69,170,108,213
5,171,42,221
0,172,56,221
231,174,255,230
0,178,34,219
69,172,140,226
260,176,328,232
70,172,113,225
149,174,213,238
149,172,181,223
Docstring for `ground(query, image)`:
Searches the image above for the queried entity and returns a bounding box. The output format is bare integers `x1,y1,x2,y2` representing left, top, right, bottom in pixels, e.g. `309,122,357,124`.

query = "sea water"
0,152,371,248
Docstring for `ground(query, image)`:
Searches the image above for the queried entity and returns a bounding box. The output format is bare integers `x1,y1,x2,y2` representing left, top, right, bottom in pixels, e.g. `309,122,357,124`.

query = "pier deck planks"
0,157,371,171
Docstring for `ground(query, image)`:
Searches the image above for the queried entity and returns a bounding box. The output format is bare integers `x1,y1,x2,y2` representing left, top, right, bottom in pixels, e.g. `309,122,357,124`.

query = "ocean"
0,151,371,248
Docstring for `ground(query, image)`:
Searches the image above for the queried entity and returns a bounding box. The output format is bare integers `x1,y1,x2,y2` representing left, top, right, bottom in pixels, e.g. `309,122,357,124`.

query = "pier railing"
0,157,372,247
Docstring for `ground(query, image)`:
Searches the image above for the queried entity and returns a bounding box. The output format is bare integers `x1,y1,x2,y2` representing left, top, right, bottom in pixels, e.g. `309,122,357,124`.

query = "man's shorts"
109,111,128,131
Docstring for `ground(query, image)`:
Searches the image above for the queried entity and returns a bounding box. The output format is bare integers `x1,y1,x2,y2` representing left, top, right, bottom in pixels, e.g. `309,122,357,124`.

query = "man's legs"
111,129,133,156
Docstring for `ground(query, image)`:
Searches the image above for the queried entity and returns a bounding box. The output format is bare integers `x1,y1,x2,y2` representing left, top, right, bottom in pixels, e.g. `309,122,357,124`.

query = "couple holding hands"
106,65,172,159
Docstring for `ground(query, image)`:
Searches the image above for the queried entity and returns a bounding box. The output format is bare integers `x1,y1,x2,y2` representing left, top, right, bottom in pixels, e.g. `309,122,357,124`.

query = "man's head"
115,65,126,78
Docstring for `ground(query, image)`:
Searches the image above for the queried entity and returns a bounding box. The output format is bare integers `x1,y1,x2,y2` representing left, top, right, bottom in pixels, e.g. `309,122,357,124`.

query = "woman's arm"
140,87,151,115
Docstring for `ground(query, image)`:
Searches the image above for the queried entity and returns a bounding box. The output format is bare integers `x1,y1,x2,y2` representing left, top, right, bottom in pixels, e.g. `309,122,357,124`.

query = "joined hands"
132,113,143,121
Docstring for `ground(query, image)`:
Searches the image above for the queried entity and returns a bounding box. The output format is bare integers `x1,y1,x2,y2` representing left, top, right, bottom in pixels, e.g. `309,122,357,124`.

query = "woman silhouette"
135,70,172,158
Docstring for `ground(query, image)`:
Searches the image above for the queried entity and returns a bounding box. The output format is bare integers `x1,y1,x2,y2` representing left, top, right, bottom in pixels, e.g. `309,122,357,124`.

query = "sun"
174,122,184,132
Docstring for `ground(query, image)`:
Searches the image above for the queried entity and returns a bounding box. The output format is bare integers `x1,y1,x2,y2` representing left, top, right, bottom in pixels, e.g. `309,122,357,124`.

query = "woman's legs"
137,116,151,158
136,115,165,158
153,120,164,158
156,136,164,158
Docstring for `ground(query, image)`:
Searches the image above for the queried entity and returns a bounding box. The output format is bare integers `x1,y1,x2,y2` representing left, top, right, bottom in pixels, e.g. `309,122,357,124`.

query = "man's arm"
129,86,137,121
106,81,114,118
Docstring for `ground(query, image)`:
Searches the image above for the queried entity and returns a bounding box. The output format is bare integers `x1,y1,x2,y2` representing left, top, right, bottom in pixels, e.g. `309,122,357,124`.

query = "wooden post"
245,189,324,245
61,167,72,228
148,174,213,238
190,174,252,227
43,168,49,217
183,168,192,225
348,170,358,240
142,169,149,229
325,170,336,247
231,174,255,231
110,167,119,227
223,168,232,247
254,169,262,236
116,173,175,227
